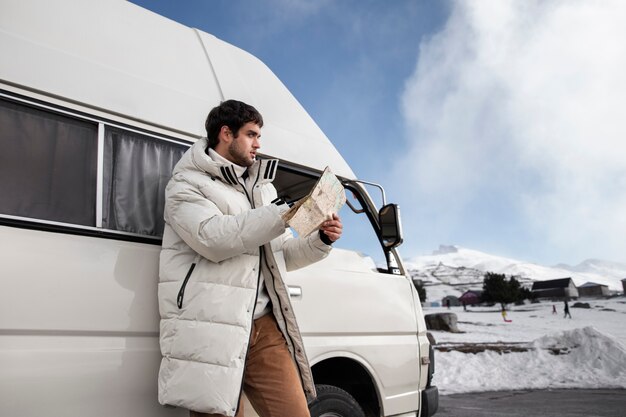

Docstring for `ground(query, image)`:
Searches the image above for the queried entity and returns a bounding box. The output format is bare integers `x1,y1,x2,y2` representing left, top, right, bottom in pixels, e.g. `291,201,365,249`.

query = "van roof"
0,0,355,179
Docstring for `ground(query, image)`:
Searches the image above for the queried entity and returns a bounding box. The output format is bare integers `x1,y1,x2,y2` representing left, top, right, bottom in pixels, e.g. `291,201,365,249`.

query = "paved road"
438,389,626,417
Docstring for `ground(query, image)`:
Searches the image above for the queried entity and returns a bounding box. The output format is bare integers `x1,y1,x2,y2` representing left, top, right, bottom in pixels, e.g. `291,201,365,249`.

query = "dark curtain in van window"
0,99,97,225
102,127,186,237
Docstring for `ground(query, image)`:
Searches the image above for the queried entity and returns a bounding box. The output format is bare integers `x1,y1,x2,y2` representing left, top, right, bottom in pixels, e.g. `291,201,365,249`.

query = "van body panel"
1,333,185,417
0,228,422,415
0,227,422,416
0,226,184,416
287,249,421,415
0,226,160,333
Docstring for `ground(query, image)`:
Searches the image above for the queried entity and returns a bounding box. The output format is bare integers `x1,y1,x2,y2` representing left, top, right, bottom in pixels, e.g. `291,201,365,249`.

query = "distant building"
459,290,483,306
441,295,460,307
577,282,610,298
531,277,579,299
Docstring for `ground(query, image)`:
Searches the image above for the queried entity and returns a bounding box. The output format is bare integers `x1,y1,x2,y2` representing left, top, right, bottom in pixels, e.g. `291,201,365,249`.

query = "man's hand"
320,213,343,243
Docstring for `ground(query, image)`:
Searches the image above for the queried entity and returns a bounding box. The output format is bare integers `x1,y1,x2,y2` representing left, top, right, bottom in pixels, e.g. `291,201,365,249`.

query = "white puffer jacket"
158,138,331,415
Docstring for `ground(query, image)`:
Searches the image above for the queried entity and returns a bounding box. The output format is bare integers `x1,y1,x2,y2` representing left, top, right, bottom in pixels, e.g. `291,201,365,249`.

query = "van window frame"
0,96,99,226
0,91,193,244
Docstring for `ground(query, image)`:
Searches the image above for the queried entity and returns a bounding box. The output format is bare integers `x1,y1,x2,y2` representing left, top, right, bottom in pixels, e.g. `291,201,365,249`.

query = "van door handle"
288,286,302,298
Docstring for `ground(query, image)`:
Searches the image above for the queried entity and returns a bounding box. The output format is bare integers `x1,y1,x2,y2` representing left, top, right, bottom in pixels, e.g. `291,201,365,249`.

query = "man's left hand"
321,214,342,242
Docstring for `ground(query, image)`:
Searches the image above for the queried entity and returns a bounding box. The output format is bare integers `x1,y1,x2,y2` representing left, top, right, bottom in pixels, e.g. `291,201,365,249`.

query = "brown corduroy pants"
190,313,311,417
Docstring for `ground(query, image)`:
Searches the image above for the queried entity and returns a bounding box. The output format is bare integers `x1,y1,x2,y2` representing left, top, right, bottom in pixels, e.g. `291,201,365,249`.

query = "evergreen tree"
482,272,524,309
521,286,534,302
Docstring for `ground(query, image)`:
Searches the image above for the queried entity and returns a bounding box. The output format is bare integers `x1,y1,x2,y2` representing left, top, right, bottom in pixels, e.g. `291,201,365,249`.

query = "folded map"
282,166,346,237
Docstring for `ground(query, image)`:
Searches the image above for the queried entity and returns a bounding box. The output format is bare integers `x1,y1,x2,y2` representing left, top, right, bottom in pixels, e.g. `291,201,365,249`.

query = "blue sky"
131,0,626,267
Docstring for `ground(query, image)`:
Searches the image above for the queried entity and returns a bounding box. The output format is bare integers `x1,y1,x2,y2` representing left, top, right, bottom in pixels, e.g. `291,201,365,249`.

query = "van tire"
309,384,365,417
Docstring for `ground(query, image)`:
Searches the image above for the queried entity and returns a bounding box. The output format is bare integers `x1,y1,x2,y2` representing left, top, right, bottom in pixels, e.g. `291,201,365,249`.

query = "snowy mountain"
405,245,625,302
556,258,626,281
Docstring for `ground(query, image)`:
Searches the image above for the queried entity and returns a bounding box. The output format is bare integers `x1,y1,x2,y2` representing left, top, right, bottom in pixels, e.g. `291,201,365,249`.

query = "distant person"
563,300,572,319
552,304,557,315
462,301,467,311
501,307,512,323
446,299,451,309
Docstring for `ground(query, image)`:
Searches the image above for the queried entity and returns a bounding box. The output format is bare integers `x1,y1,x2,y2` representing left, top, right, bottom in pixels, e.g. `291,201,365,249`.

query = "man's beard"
228,138,254,167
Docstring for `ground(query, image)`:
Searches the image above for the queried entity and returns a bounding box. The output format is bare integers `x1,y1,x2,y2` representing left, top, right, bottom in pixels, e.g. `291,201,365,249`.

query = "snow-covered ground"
424,298,626,394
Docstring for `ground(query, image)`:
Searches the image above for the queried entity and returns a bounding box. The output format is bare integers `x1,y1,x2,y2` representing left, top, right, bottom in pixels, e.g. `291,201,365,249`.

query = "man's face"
227,122,261,167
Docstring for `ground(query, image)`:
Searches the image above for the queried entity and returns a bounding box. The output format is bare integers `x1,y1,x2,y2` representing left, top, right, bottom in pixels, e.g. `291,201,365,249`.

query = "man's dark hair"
205,100,264,148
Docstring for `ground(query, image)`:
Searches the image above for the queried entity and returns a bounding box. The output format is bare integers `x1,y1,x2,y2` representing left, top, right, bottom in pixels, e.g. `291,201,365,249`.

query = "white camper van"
0,1,438,416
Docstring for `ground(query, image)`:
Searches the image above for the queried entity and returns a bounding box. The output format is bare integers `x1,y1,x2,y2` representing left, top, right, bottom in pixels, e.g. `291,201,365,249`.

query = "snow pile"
533,327,626,388
434,326,626,394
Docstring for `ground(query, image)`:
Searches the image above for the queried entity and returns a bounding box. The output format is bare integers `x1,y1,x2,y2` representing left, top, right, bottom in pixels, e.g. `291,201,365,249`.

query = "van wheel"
309,384,365,417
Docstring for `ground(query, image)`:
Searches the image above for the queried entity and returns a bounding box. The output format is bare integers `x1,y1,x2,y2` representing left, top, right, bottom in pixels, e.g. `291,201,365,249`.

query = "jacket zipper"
234,163,263,416
246,162,305,394
236,163,261,206
176,263,196,309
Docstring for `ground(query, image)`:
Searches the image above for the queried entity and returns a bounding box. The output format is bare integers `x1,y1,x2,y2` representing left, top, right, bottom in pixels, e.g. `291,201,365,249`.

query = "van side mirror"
379,203,403,249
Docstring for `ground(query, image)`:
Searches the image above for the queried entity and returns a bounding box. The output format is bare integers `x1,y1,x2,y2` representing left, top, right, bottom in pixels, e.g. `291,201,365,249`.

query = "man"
157,99,342,417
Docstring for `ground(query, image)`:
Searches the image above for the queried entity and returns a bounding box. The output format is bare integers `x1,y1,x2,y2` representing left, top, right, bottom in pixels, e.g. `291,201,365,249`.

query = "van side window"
102,126,186,237
0,98,98,225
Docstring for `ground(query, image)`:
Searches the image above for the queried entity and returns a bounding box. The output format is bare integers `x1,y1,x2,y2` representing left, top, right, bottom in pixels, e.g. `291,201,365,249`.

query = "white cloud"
397,0,626,263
